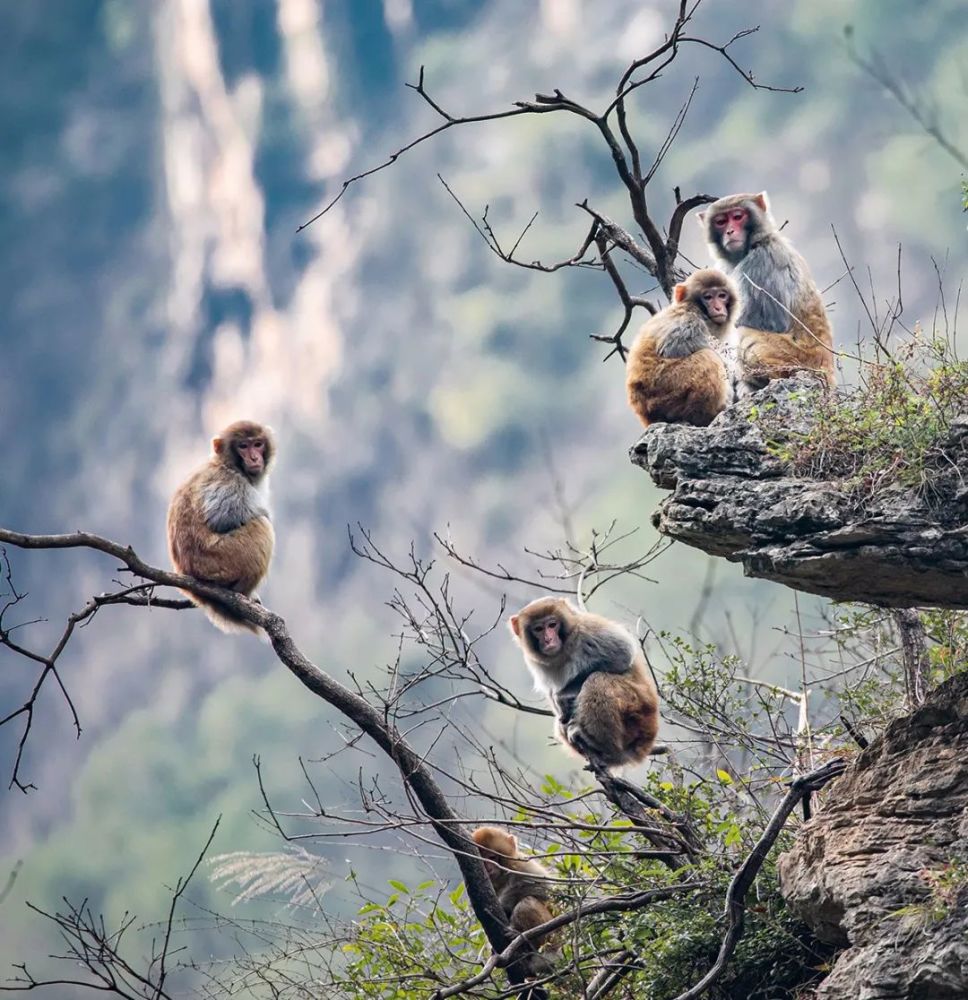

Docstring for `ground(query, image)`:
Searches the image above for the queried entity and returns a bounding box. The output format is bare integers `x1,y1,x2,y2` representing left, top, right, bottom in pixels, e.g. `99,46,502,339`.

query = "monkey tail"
184,591,263,637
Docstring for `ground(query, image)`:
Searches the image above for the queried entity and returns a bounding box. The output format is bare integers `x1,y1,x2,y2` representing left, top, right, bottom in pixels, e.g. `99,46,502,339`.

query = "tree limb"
0,527,542,995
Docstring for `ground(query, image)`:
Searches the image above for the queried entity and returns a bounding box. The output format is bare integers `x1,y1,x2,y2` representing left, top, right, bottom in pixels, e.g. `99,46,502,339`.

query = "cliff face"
778,671,968,1000
630,379,968,609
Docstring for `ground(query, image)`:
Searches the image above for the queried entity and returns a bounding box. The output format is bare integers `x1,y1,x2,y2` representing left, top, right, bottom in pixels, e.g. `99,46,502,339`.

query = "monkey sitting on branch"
626,268,739,428
509,597,659,770
700,191,834,395
471,825,555,973
167,420,275,634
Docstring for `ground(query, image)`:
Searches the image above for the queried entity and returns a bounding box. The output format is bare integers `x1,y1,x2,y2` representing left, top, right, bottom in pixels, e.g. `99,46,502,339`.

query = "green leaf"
388,879,410,894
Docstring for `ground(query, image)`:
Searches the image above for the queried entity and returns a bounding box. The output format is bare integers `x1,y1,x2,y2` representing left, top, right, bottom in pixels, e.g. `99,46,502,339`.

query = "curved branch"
671,758,845,1000
432,881,703,1000
0,527,541,994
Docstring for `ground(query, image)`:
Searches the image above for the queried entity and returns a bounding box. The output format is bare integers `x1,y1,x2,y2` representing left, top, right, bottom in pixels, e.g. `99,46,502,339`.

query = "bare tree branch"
670,758,846,1000
846,29,968,170
0,527,543,996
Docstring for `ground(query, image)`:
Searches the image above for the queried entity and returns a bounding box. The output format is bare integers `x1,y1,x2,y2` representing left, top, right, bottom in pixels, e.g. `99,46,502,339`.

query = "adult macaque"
167,420,275,633
700,191,834,395
626,268,738,428
471,825,554,959
509,597,659,769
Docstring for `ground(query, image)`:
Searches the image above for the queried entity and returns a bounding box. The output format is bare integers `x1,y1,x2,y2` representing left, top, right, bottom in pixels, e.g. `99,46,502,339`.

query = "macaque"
626,268,738,428
509,597,659,769
472,826,554,958
167,420,275,633
700,191,834,395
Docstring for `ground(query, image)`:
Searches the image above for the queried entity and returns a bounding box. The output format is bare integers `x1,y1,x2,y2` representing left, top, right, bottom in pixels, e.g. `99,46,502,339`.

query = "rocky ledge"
630,378,968,608
778,670,968,1000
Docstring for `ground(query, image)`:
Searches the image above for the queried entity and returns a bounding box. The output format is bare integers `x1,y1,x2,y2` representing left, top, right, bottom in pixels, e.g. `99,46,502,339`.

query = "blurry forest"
1,0,966,993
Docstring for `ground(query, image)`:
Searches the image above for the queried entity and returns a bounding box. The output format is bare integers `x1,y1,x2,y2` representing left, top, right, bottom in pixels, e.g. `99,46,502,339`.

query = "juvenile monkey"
509,597,659,769
471,826,554,951
167,420,275,633
626,268,738,428
700,191,834,395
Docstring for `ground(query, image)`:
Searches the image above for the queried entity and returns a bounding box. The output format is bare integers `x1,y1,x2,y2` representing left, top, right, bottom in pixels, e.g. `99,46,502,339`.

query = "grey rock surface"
779,671,968,1000
630,379,968,608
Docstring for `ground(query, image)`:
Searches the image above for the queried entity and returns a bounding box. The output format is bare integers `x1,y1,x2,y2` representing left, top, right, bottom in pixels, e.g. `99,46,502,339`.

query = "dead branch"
0,527,542,996
892,608,929,709
670,757,846,1000
298,1,798,340
845,29,968,171
2,819,220,997
431,881,702,1000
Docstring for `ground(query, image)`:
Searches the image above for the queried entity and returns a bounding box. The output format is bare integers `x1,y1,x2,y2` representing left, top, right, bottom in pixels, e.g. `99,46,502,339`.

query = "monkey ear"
673,284,688,303
696,211,706,227
509,615,521,637
753,191,770,214
212,437,225,455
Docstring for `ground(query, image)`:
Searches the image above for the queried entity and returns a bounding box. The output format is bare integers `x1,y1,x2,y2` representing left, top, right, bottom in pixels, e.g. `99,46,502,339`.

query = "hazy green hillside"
1,0,965,987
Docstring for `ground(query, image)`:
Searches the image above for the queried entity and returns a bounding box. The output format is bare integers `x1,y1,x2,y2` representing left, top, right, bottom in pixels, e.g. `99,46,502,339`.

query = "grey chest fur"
202,479,270,533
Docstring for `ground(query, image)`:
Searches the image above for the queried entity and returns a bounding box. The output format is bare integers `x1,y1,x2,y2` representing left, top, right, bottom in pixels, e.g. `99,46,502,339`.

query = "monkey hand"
565,720,596,759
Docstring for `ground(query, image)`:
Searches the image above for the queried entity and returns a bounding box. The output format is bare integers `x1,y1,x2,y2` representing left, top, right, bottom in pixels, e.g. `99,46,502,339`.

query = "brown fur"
701,192,834,392
167,420,276,634
626,269,736,428
471,826,554,966
509,597,659,769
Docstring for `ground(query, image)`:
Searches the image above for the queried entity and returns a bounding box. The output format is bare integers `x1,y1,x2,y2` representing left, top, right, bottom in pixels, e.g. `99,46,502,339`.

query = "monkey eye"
713,215,728,227
730,210,746,221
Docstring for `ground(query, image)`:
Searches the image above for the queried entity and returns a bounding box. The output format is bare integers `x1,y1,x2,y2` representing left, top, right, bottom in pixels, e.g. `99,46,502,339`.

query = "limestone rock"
630,379,968,608
779,671,968,1000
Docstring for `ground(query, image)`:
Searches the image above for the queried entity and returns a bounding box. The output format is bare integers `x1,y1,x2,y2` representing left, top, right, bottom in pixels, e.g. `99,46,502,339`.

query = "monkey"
472,826,555,944
471,825,555,976
626,268,738,428
700,191,834,396
167,420,275,634
509,597,659,770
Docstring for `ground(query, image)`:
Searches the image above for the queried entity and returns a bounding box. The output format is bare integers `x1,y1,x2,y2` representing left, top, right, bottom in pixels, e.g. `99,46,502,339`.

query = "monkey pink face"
713,207,749,253
701,287,733,324
234,437,267,477
530,616,563,657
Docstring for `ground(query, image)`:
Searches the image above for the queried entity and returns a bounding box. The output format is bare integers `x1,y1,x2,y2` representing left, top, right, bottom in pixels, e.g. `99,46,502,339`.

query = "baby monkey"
167,420,275,633
471,825,555,975
626,269,738,428
510,597,659,769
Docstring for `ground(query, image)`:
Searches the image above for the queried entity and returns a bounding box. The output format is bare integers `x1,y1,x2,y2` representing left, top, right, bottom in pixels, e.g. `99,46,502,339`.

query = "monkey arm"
734,245,796,333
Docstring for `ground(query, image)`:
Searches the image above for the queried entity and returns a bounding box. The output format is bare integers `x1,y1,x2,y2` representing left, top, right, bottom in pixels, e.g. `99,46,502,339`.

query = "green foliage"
888,858,968,928
760,331,968,502
333,855,830,1000
828,604,968,733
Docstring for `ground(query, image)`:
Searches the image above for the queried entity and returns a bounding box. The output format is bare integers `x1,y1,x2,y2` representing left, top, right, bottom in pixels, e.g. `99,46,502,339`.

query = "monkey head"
213,420,275,484
673,269,739,332
509,597,575,661
698,191,774,264
472,826,518,871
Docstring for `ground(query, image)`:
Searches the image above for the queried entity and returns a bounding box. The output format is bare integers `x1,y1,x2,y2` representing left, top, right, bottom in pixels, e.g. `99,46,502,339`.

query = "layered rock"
630,379,968,608
778,671,968,1000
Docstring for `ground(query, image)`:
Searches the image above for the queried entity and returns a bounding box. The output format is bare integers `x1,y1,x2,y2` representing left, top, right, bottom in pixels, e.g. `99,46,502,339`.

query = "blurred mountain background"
1,0,965,981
